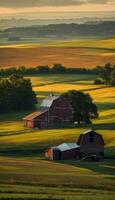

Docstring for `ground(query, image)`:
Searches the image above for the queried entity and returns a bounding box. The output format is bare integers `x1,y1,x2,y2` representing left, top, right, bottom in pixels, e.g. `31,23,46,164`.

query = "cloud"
0,0,114,8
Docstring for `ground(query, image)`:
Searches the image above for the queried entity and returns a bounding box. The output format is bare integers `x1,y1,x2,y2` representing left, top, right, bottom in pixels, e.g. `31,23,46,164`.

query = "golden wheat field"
0,38,115,68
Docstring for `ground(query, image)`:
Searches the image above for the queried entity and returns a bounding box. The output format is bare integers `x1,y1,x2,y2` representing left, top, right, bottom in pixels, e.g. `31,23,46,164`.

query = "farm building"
77,129,105,160
45,143,80,160
23,95,73,129
45,129,105,161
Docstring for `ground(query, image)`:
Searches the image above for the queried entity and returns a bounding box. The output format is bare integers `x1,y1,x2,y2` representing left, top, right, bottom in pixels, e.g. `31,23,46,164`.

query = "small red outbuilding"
23,110,48,128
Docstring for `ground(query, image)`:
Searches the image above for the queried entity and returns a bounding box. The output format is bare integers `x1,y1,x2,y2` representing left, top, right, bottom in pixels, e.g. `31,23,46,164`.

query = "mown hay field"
0,73,115,200
0,38,115,68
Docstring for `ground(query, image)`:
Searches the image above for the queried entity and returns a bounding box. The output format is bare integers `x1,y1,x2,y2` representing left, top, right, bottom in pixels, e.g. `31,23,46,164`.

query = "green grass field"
0,73,115,200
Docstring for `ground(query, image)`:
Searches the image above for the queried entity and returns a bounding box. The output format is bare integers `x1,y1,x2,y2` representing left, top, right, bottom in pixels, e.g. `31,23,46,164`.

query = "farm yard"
0,73,115,199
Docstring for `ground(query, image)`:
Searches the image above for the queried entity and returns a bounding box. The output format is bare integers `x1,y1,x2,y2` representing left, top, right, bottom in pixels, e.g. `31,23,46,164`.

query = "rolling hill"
0,73,115,199
0,21,115,39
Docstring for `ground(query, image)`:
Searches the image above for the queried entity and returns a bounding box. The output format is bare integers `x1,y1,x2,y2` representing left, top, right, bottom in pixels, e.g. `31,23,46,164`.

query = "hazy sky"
0,0,115,18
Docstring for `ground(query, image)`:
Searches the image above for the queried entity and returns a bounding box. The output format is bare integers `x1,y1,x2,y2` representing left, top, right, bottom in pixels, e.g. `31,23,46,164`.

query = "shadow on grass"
0,110,34,122
0,140,115,177
54,159,115,176
105,146,115,157
0,144,46,157
74,121,115,130
92,122,115,130
96,103,115,111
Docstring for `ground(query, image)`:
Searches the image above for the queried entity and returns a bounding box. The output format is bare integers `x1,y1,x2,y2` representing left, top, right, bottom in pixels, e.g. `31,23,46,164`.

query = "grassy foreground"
0,74,115,199
0,155,115,200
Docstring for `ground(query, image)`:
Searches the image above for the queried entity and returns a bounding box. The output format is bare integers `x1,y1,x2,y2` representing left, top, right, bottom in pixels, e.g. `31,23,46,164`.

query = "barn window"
89,132,94,143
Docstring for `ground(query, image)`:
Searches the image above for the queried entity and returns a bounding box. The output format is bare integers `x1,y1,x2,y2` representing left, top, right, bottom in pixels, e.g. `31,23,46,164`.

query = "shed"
23,110,48,128
45,143,80,160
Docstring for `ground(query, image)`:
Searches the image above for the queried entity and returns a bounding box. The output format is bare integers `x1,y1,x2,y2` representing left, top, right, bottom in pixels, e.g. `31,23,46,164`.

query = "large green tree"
97,63,115,85
0,74,37,113
62,90,98,125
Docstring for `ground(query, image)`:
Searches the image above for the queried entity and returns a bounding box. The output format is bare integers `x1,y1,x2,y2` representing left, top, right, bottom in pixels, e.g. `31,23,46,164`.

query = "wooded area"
0,74,37,113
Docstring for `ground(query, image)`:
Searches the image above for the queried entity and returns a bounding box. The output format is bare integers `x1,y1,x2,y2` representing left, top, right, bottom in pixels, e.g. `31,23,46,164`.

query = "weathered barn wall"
77,130,105,160
61,148,80,160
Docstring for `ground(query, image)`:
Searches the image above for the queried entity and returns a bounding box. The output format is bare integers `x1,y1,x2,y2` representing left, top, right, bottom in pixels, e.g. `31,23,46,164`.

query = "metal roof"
57,143,80,152
40,96,59,109
23,95,60,120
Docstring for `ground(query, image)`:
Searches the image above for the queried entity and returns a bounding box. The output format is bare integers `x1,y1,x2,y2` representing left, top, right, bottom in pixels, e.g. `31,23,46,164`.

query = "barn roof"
23,95,60,121
82,129,97,134
77,129,105,145
57,143,80,152
40,96,59,110
23,110,47,120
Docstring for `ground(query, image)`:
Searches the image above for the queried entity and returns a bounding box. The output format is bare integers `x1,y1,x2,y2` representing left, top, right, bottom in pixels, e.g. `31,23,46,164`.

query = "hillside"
0,73,115,199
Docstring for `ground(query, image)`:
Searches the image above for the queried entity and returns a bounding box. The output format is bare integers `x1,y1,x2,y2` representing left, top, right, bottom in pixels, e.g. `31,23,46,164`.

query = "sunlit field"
0,73,115,200
27,74,96,86
53,38,115,49
89,87,115,103
0,38,115,68
33,83,103,93
0,111,30,134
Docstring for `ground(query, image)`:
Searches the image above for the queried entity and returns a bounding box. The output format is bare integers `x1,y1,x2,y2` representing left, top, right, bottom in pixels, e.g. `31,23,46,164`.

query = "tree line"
0,64,99,77
0,63,114,86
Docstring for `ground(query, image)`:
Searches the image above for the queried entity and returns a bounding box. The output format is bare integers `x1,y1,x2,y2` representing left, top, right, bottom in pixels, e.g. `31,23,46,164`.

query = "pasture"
0,38,115,68
0,73,115,199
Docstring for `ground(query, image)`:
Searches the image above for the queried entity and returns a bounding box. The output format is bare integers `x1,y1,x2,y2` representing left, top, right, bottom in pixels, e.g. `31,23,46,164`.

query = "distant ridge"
0,21,115,39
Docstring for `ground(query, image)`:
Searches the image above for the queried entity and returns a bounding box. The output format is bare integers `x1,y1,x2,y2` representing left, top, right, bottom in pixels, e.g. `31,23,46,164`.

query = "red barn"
77,129,105,160
23,95,73,128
